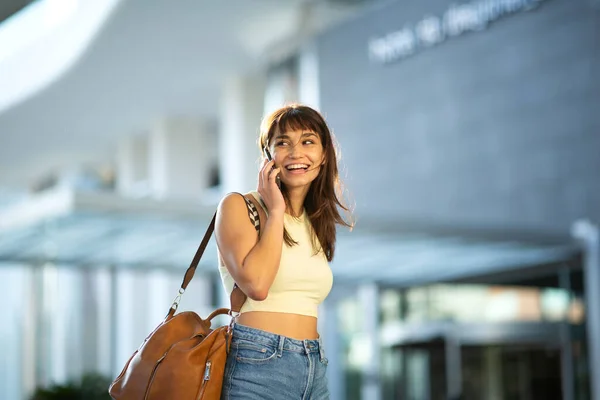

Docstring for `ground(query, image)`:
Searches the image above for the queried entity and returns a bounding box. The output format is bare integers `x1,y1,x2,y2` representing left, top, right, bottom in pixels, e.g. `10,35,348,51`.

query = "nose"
288,144,302,158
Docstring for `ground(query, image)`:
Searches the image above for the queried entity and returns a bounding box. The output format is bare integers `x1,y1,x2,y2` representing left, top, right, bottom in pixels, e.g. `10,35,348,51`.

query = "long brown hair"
259,104,353,261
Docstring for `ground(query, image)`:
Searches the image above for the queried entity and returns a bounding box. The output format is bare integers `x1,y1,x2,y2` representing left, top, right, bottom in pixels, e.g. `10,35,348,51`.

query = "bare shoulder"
217,192,261,233
215,193,258,264
217,192,247,222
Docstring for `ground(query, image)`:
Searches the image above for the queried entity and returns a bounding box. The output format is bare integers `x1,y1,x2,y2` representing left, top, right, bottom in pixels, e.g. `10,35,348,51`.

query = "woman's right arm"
215,159,285,301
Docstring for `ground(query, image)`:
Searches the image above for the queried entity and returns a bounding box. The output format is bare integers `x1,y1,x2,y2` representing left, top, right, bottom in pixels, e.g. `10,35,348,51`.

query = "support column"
46,264,67,384
95,267,113,378
116,134,149,196
147,269,171,328
485,347,503,400
400,349,408,400
321,288,345,400
572,219,600,400
32,265,45,388
298,42,320,110
21,265,38,397
114,270,136,374
149,117,216,200
1,266,28,400
109,266,119,378
219,74,266,194
445,331,462,400
359,283,381,400
64,268,84,381
559,267,574,400
81,267,98,373
264,61,298,115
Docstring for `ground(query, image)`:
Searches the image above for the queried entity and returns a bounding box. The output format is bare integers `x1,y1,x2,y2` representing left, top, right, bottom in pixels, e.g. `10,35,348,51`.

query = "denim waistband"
232,323,325,359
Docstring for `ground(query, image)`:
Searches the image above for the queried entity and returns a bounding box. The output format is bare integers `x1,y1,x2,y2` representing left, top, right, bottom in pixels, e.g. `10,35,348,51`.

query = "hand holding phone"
263,147,281,189
259,146,285,214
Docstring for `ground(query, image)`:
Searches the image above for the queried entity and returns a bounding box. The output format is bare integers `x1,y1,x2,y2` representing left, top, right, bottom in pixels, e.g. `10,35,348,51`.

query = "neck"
285,185,310,217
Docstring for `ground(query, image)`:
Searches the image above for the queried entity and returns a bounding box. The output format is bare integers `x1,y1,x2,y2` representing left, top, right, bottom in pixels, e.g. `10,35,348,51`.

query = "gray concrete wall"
318,0,600,235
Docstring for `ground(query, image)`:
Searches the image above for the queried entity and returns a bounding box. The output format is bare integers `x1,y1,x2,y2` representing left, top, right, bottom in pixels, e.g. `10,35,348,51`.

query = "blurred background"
0,0,599,399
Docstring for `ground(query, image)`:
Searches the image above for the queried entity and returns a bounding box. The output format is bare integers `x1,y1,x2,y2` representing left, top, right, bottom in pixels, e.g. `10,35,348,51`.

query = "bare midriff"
236,311,319,340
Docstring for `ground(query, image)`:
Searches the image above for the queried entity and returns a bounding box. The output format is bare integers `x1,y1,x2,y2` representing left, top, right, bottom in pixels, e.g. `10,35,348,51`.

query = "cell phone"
263,146,273,161
263,147,281,188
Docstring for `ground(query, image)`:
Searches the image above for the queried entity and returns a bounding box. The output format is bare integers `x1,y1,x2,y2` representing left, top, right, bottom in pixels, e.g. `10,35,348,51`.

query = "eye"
275,140,289,147
303,139,315,145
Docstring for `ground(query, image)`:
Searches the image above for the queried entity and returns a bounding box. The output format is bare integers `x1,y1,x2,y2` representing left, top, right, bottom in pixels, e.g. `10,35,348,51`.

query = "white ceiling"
0,0,366,189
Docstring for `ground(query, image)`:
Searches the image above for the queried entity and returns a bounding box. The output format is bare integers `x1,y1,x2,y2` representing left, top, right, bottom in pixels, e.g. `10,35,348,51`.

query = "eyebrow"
276,131,319,140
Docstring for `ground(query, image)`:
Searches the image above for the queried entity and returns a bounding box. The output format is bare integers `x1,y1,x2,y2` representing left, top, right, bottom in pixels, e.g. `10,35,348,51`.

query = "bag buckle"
170,288,186,312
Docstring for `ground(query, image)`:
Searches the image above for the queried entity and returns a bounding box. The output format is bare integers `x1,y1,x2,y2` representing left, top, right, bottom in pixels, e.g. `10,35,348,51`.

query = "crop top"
218,192,333,318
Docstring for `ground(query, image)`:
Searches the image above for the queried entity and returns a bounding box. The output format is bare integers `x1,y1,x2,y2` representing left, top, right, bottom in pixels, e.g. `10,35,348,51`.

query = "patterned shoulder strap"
241,194,260,233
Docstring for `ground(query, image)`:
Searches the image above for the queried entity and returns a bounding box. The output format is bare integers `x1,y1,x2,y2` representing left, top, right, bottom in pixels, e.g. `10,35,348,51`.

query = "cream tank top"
218,192,333,318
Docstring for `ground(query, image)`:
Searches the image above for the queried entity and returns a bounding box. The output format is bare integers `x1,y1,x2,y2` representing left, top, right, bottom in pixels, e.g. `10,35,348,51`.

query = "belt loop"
318,337,326,361
277,335,285,358
303,340,310,356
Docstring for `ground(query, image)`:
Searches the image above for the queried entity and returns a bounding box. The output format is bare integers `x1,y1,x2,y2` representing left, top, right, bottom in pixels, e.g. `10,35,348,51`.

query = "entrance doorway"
388,323,566,400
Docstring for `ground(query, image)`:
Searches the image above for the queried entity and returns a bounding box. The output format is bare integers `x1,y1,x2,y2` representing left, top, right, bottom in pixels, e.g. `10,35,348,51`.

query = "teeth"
286,164,308,170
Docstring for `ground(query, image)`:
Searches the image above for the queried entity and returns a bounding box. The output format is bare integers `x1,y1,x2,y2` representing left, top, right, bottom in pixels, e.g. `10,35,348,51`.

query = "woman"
215,104,352,400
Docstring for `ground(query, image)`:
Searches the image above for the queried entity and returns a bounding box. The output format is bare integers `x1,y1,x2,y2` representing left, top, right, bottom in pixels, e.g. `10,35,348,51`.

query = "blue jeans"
221,323,329,400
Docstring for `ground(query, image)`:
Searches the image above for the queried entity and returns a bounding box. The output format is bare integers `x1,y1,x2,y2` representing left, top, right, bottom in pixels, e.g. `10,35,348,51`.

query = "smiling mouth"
285,164,310,172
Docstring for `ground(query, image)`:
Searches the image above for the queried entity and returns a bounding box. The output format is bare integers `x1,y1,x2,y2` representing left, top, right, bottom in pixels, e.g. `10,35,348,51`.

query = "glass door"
388,342,563,400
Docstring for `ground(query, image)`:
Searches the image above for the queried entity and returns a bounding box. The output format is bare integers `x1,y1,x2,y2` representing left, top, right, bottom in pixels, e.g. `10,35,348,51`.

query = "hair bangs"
273,108,324,140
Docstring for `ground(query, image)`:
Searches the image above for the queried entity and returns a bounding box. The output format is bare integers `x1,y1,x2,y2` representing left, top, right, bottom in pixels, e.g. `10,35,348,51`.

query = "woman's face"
268,128,325,190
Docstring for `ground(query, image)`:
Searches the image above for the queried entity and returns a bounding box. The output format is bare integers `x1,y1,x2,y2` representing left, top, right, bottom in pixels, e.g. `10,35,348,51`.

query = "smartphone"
263,147,281,188
263,146,273,162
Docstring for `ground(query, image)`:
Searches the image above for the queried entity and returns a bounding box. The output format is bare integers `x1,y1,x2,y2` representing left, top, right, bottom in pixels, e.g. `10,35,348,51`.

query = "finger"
262,161,275,181
259,160,273,188
269,168,280,183
260,158,269,172
260,159,273,174
258,161,265,188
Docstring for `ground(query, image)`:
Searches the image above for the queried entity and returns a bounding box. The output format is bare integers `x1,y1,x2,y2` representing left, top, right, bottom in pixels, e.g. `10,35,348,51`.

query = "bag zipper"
204,361,212,381
197,361,211,399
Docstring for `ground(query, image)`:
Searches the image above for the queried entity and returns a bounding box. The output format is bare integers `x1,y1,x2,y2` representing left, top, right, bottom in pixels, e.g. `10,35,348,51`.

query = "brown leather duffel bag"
108,207,249,400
